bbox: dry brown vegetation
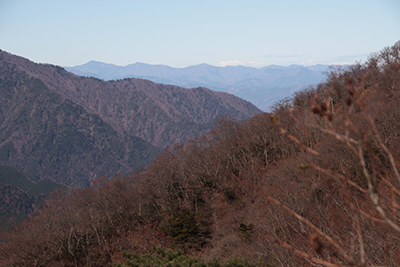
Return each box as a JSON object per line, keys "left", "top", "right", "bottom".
{"left": 1, "top": 41, "right": 400, "bottom": 266}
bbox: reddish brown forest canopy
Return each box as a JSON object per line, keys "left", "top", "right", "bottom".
{"left": 1, "top": 41, "right": 400, "bottom": 266}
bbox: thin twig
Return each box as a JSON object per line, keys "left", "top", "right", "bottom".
{"left": 227, "top": 171, "right": 356, "bottom": 265}
{"left": 368, "top": 116, "right": 400, "bottom": 185}
{"left": 262, "top": 233, "right": 344, "bottom": 267}
{"left": 354, "top": 213, "right": 366, "bottom": 265}
{"left": 355, "top": 206, "right": 385, "bottom": 224}
{"left": 309, "top": 164, "right": 367, "bottom": 194}
{"left": 290, "top": 108, "right": 313, "bottom": 147}
{"left": 306, "top": 123, "right": 358, "bottom": 146}
{"left": 377, "top": 172, "right": 400, "bottom": 197}
{"left": 277, "top": 125, "right": 320, "bottom": 156}
{"left": 358, "top": 145, "right": 400, "bottom": 233}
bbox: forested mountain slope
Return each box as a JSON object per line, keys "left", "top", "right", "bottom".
{"left": 0, "top": 50, "right": 261, "bottom": 148}
{"left": 0, "top": 50, "right": 260, "bottom": 188}
{"left": 1, "top": 42, "right": 399, "bottom": 266}
{"left": 0, "top": 58, "right": 159, "bottom": 187}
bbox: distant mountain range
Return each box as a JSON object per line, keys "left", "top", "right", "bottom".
{"left": 66, "top": 61, "right": 333, "bottom": 110}
{"left": 0, "top": 50, "right": 260, "bottom": 188}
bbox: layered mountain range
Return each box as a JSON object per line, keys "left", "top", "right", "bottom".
{"left": 66, "top": 61, "right": 331, "bottom": 110}
{"left": 0, "top": 50, "right": 260, "bottom": 188}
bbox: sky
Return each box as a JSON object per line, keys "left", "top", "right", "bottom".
{"left": 0, "top": 0, "right": 399, "bottom": 68}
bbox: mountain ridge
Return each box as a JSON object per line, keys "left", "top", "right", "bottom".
{"left": 0, "top": 49, "right": 260, "bottom": 187}
{"left": 66, "top": 61, "right": 332, "bottom": 110}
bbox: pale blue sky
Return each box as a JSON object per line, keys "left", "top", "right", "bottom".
{"left": 1, "top": 0, "right": 399, "bottom": 67}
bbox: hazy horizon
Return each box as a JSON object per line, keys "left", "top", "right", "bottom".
{"left": 1, "top": 0, "right": 399, "bottom": 68}
{"left": 65, "top": 59, "right": 349, "bottom": 69}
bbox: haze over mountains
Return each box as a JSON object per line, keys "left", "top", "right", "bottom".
{"left": 66, "top": 61, "right": 332, "bottom": 110}
{"left": 0, "top": 50, "right": 260, "bottom": 188}
{"left": 0, "top": 50, "right": 330, "bottom": 231}
{"left": 3, "top": 41, "right": 400, "bottom": 266}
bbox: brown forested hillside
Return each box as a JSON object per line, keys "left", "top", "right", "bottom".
{"left": 0, "top": 50, "right": 260, "bottom": 231}
{"left": 0, "top": 50, "right": 261, "bottom": 148}
{"left": 0, "top": 50, "right": 260, "bottom": 188}
{"left": 0, "top": 59, "right": 160, "bottom": 187}
{"left": 1, "top": 41, "right": 399, "bottom": 266}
